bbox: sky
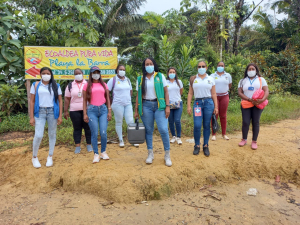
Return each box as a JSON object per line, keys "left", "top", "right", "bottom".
{"left": 137, "top": 0, "right": 286, "bottom": 25}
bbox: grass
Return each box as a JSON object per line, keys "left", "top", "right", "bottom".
{"left": 0, "top": 94, "right": 299, "bottom": 152}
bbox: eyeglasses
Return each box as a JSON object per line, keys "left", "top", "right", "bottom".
{"left": 198, "top": 66, "right": 206, "bottom": 68}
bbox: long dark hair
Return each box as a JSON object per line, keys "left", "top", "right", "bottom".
{"left": 141, "top": 57, "right": 159, "bottom": 97}
{"left": 115, "top": 64, "right": 125, "bottom": 74}
{"left": 40, "top": 67, "right": 58, "bottom": 102}
{"left": 74, "top": 68, "right": 83, "bottom": 74}
{"left": 167, "top": 67, "right": 180, "bottom": 87}
{"left": 86, "top": 71, "right": 107, "bottom": 102}
{"left": 243, "top": 63, "right": 261, "bottom": 79}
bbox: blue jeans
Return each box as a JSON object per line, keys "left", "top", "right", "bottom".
{"left": 141, "top": 100, "right": 170, "bottom": 151}
{"left": 193, "top": 98, "right": 214, "bottom": 146}
{"left": 111, "top": 103, "right": 134, "bottom": 141}
{"left": 32, "top": 107, "right": 57, "bottom": 157}
{"left": 168, "top": 101, "right": 183, "bottom": 138}
{"left": 87, "top": 104, "right": 108, "bottom": 154}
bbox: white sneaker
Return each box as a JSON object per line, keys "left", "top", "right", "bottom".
{"left": 93, "top": 154, "right": 100, "bottom": 163}
{"left": 211, "top": 135, "right": 216, "bottom": 141}
{"left": 32, "top": 157, "right": 41, "bottom": 168}
{"left": 223, "top": 135, "right": 230, "bottom": 140}
{"left": 170, "top": 136, "right": 176, "bottom": 143}
{"left": 146, "top": 149, "right": 154, "bottom": 164}
{"left": 176, "top": 138, "right": 182, "bottom": 145}
{"left": 164, "top": 150, "right": 172, "bottom": 167}
{"left": 100, "top": 152, "right": 110, "bottom": 160}
{"left": 119, "top": 140, "right": 125, "bottom": 148}
{"left": 46, "top": 156, "right": 53, "bottom": 167}
{"left": 133, "top": 144, "right": 139, "bottom": 147}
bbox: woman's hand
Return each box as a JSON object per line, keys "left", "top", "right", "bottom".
{"left": 187, "top": 106, "right": 192, "bottom": 115}
{"left": 165, "top": 106, "right": 170, "bottom": 118}
{"left": 253, "top": 99, "right": 264, "bottom": 105}
{"left": 30, "top": 117, "right": 35, "bottom": 126}
{"left": 84, "top": 114, "right": 89, "bottom": 123}
{"left": 64, "top": 111, "right": 69, "bottom": 120}
{"left": 213, "top": 108, "right": 218, "bottom": 115}
{"left": 57, "top": 116, "right": 62, "bottom": 125}
{"left": 107, "top": 111, "right": 112, "bottom": 121}
{"left": 134, "top": 111, "right": 139, "bottom": 119}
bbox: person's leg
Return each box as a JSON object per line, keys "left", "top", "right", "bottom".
{"left": 251, "top": 107, "right": 263, "bottom": 142}
{"left": 80, "top": 110, "right": 92, "bottom": 151}
{"left": 141, "top": 101, "right": 155, "bottom": 151}
{"left": 193, "top": 100, "right": 203, "bottom": 146}
{"left": 111, "top": 103, "right": 124, "bottom": 142}
{"left": 174, "top": 101, "right": 183, "bottom": 138}
{"left": 219, "top": 95, "right": 229, "bottom": 136}
{"left": 203, "top": 99, "right": 214, "bottom": 146}
{"left": 124, "top": 104, "right": 134, "bottom": 125}
{"left": 87, "top": 105, "right": 99, "bottom": 155}
{"left": 70, "top": 110, "right": 83, "bottom": 153}
{"left": 99, "top": 104, "right": 108, "bottom": 154}
{"left": 168, "top": 109, "right": 176, "bottom": 138}
{"left": 46, "top": 108, "right": 57, "bottom": 167}
{"left": 32, "top": 109, "right": 47, "bottom": 158}
{"left": 241, "top": 106, "right": 252, "bottom": 141}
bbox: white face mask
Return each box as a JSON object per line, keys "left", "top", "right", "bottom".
{"left": 92, "top": 74, "right": 100, "bottom": 80}
{"left": 74, "top": 74, "right": 83, "bottom": 81}
{"left": 118, "top": 70, "right": 125, "bottom": 77}
{"left": 247, "top": 71, "right": 256, "bottom": 78}
{"left": 42, "top": 74, "right": 51, "bottom": 82}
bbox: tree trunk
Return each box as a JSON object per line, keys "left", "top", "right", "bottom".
{"left": 233, "top": 21, "right": 241, "bottom": 55}
{"left": 224, "top": 17, "right": 229, "bottom": 53}
{"left": 219, "top": 0, "right": 224, "bottom": 60}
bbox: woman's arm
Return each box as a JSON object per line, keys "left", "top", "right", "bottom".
{"left": 211, "top": 86, "right": 218, "bottom": 115}
{"left": 30, "top": 94, "right": 35, "bottom": 126}
{"left": 106, "top": 89, "right": 112, "bottom": 121}
{"left": 57, "top": 95, "right": 63, "bottom": 125}
{"left": 134, "top": 94, "right": 139, "bottom": 119}
{"left": 180, "top": 88, "right": 183, "bottom": 96}
{"left": 64, "top": 97, "right": 71, "bottom": 120}
{"left": 164, "top": 86, "right": 170, "bottom": 118}
{"left": 83, "top": 90, "right": 89, "bottom": 123}
{"left": 229, "top": 83, "right": 232, "bottom": 89}
{"left": 187, "top": 85, "right": 193, "bottom": 115}
{"left": 238, "top": 87, "right": 252, "bottom": 101}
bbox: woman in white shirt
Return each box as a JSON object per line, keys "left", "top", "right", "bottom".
{"left": 187, "top": 61, "right": 218, "bottom": 157}
{"left": 210, "top": 61, "right": 232, "bottom": 141}
{"left": 238, "top": 63, "right": 269, "bottom": 150}
{"left": 166, "top": 67, "right": 184, "bottom": 145}
{"left": 29, "top": 67, "right": 63, "bottom": 168}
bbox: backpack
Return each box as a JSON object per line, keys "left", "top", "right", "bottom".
{"left": 110, "top": 76, "right": 131, "bottom": 103}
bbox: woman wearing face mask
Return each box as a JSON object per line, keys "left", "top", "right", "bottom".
{"left": 238, "top": 63, "right": 269, "bottom": 150}
{"left": 166, "top": 67, "right": 184, "bottom": 145}
{"left": 107, "top": 64, "right": 138, "bottom": 148}
{"left": 187, "top": 61, "right": 218, "bottom": 157}
{"left": 64, "top": 68, "right": 92, "bottom": 154}
{"left": 210, "top": 62, "right": 232, "bottom": 141}
{"left": 29, "top": 67, "right": 63, "bottom": 168}
{"left": 134, "top": 58, "right": 172, "bottom": 167}
{"left": 83, "top": 66, "right": 112, "bottom": 163}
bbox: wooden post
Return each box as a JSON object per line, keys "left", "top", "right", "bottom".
{"left": 26, "top": 80, "right": 31, "bottom": 116}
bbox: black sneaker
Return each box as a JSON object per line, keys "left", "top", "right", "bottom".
{"left": 193, "top": 146, "right": 200, "bottom": 155}
{"left": 203, "top": 146, "right": 210, "bottom": 157}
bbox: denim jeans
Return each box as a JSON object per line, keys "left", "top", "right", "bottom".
{"left": 111, "top": 103, "right": 134, "bottom": 141}
{"left": 193, "top": 98, "right": 215, "bottom": 146}
{"left": 168, "top": 101, "right": 183, "bottom": 138}
{"left": 141, "top": 100, "right": 170, "bottom": 151}
{"left": 32, "top": 107, "right": 57, "bottom": 157}
{"left": 87, "top": 104, "right": 108, "bottom": 154}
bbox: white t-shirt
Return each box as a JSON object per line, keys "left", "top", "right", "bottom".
{"left": 107, "top": 76, "right": 132, "bottom": 106}
{"left": 30, "top": 82, "right": 62, "bottom": 107}
{"left": 210, "top": 72, "right": 232, "bottom": 96}
{"left": 238, "top": 76, "right": 268, "bottom": 99}
{"left": 191, "top": 75, "right": 215, "bottom": 98}
{"left": 136, "top": 73, "right": 167, "bottom": 100}
{"left": 167, "top": 79, "right": 183, "bottom": 102}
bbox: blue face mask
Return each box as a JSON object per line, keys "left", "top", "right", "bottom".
{"left": 169, "top": 73, "right": 176, "bottom": 79}
{"left": 145, "top": 65, "right": 154, "bottom": 74}
{"left": 217, "top": 67, "right": 224, "bottom": 73}
{"left": 198, "top": 68, "right": 206, "bottom": 75}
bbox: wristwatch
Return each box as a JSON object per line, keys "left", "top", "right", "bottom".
{"left": 166, "top": 105, "right": 170, "bottom": 107}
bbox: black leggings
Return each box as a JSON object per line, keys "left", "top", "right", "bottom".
{"left": 241, "top": 106, "right": 263, "bottom": 141}
{"left": 70, "top": 110, "right": 91, "bottom": 144}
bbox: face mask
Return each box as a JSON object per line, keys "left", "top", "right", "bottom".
{"left": 92, "top": 74, "right": 100, "bottom": 80}
{"left": 145, "top": 65, "right": 154, "bottom": 74}
{"left": 169, "top": 73, "right": 176, "bottom": 79}
{"left": 74, "top": 74, "right": 83, "bottom": 81}
{"left": 247, "top": 71, "right": 256, "bottom": 77}
{"left": 42, "top": 74, "right": 51, "bottom": 82}
{"left": 198, "top": 68, "right": 206, "bottom": 75}
{"left": 217, "top": 67, "right": 224, "bottom": 73}
{"left": 118, "top": 70, "right": 125, "bottom": 77}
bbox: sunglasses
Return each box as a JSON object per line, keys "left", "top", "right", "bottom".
{"left": 198, "top": 66, "right": 206, "bottom": 68}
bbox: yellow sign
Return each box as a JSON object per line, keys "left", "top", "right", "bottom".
{"left": 24, "top": 46, "right": 118, "bottom": 80}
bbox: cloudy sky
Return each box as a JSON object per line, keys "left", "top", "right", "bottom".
{"left": 137, "top": 0, "right": 286, "bottom": 24}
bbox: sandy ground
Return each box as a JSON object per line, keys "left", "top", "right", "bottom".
{"left": 0, "top": 118, "right": 300, "bottom": 224}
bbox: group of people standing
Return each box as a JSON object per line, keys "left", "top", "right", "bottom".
{"left": 29, "top": 58, "right": 269, "bottom": 169}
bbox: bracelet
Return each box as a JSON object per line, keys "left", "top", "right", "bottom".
{"left": 108, "top": 108, "right": 112, "bottom": 110}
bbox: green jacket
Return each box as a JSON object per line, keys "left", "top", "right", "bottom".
{"left": 137, "top": 72, "right": 166, "bottom": 116}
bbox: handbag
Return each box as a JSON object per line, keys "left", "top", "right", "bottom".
{"left": 252, "top": 77, "right": 268, "bottom": 109}
{"left": 211, "top": 114, "right": 220, "bottom": 134}
{"left": 169, "top": 100, "right": 181, "bottom": 109}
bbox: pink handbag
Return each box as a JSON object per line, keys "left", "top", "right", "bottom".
{"left": 252, "top": 77, "right": 268, "bottom": 109}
